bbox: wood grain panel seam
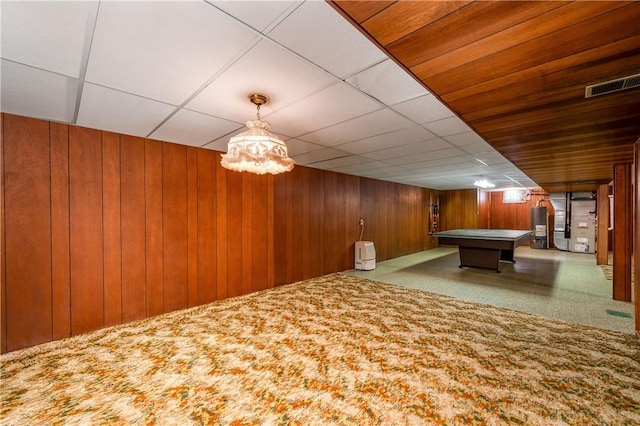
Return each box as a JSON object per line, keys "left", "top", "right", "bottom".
{"left": 48, "top": 123, "right": 54, "bottom": 340}
{"left": 1, "top": 114, "right": 5, "bottom": 353}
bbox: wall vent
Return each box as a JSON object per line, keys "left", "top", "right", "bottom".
{"left": 585, "top": 73, "right": 640, "bottom": 98}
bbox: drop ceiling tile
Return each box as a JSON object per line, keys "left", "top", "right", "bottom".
{"left": 1, "top": 1, "right": 92, "bottom": 77}
{"left": 299, "top": 108, "right": 415, "bottom": 147}
{"left": 362, "top": 165, "right": 411, "bottom": 175}
{"left": 186, "top": 39, "right": 335, "bottom": 123}
{"left": 85, "top": 1, "right": 257, "bottom": 105}
{"left": 337, "top": 125, "right": 438, "bottom": 154}
{"left": 309, "top": 155, "right": 367, "bottom": 170}
{"left": 209, "top": 1, "right": 299, "bottom": 32}
{"left": 345, "top": 59, "right": 427, "bottom": 105}
{"left": 444, "top": 132, "right": 486, "bottom": 147}
{"left": 346, "top": 169, "right": 387, "bottom": 178}
{"left": 292, "top": 148, "right": 350, "bottom": 166}
{"left": 201, "top": 136, "right": 229, "bottom": 153}
{"left": 1, "top": 60, "right": 77, "bottom": 123}
{"left": 392, "top": 94, "right": 454, "bottom": 124}
{"left": 268, "top": 1, "right": 386, "bottom": 79}
{"left": 423, "top": 116, "right": 473, "bottom": 137}
{"left": 150, "top": 109, "right": 241, "bottom": 147}
{"left": 281, "top": 138, "right": 325, "bottom": 157}
{"left": 330, "top": 160, "right": 389, "bottom": 174}
{"left": 404, "top": 155, "right": 475, "bottom": 169}
{"left": 384, "top": 147, "right": 467, "bottom": 166}
{"left": 362, "top": 138, "right": 454, "bottom": 161}
{"left": 266, "top": 82, "right": 382, "bottom": 138}
{"left": 460, "top": 141, "right": 497, "bottom": 154}
{"left": 480, "top": 158, "right": 510, "bottom": 167}
{"left": 474, "top": 151, "right": 509, "bottom": 162}
{"left": 77, "top": 83, "right": 176, "bottom": 137}
{"left": 370, "top": 169, "right": 425, "bottom": 180}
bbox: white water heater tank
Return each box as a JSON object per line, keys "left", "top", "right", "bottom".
{"left": 355, "top": 241, "right": 376, "bottom": 270}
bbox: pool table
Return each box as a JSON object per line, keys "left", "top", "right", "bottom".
{"left": 434, "top": 229, "right": 532, "bottom": 272}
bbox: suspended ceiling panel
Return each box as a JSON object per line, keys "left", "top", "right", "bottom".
{"left": 0, "top": 0, "right": 551, "bottom": 191}
{"left": 330, "top": 0, "right": 640, "bottom": 192}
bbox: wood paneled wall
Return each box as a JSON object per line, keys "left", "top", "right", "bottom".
{"left": 613, "top": 162, "right": 632, "bottom": 302}
{"left": 596, "top": 184, "right": 610, "bottom": 265}
{"left": 1, "top": 114, "right": 274, "bottom": 352}
{"left": 439, "top": 188, "right": 550, "bottom": 232}
{"left": 634, "top": 139, "right": 639, "bottom": 337}
{"left": 438, "top": 189, "right": 488, "bottom": 230}
{"left": 272, "top": 166, "right": 437, "bottom": 286}
{"left": 1, "top": 113, "right": 435, "bottom": 352}
{"left": 488, "top": 190, "right": 551, "bottom": 230}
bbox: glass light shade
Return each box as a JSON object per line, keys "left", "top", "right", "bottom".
{"left": 220, "top": 119, "right": 295, "bottom": 175}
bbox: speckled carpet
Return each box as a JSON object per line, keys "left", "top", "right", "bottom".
{"left": 1, "top": 274, "right": 639, "bottom": 425}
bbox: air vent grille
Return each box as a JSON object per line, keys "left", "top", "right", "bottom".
{"left": 585, "top": 73, "right": 640, "bottom": 98}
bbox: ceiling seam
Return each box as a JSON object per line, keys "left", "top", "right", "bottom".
{"left": 72, "top": 0, "right": 101, "bottom": 125}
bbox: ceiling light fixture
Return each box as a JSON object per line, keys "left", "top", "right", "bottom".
{"left": 220, "top": 94, "right": 295, "bottom": 175}
{"left": 473, "top": 177, "right": 495, "bottom": 189}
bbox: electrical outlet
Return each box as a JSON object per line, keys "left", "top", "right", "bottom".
{"left": 359, "top": 218, "right": 365, "bottom": 226}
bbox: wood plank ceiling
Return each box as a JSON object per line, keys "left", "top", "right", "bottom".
{"left": 329, "top": 1, "right": 640, "bottom": 193}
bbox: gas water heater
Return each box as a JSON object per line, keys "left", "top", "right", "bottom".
{"left": 530, "top": 206, "right": 548, "bottom": 249}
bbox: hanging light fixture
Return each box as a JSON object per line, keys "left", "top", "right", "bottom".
{"left": 220, "top": 94, "right": 295, "bottom": 175}
{"left": 473, "top": 176, "right": 495, "bottom": 189}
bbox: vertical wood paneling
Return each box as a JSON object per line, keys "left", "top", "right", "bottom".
{"left": 197, "top": 150, "right": 216, "bottom": 304}
{"left": 324, "top": 171, "right": 338, "bottom": 273}
{"left": 162, "top": 143, "right": 188, "bottom": 313}
{"left": 596, "top": 184, "right": 609, "bottom": 265}
{"left": 252, "top": 175, "right": 269, "bottom": 291}
{"left": 277, "top": 168, "right": 300, "bottom": 284}
{"left": 359, "top": 177, "right": 376, "bottom": 256}
{"left": 1, "top": 114, "right": 5, "bottom": 353}
{"left": 308, "top": 168, "right": 325, "bottom": 279}
{"left": 273, "top": 173, "right": 287, "bottom": 286}
{"left": 50, "top": 122, "right": 71, "bottom": 341}
{"left": 226, "top": 169, "right": 242, "bottom": 297}
{"left": 145, "top": 139, "right": 163, "bottom": 316}
{"left": 477, "top": 189, "right": 490, "bottom": 229}
{"left": 289, "top": 168, "right": 304, "bottom": 282}
{"left": 121, "top": 135, "right": 146, "bottom": 322}
{"left": 439, "top": 189, "right": 481, "bottom": 230}
{"left": 301, "top": 169, "right": 311, "bottom": 279}
{"left": 102, "top": 132, "right": 122, "bottom": 326}
{"left": 613, "top": 163, "right": 632, "bottom": 301}
{"left": 215, "top": 155, "right": 228, "bottom": 300}
{"left": 283, "top": 170, "right": 295, "bottom": 284}
{"left": 634, "top": 140, "right": 640, "bottom": 337}
{"left": 342, "top": 174, "right": 360, "bottom": 270}
{"left": 384, "top": 182, "right": 394, "bottom": 260}
{"left": 379, "top": 182, "right": 391, "bottom": 260}
{"left": 266, "top": 174, "right": 275, "bottom": 289}
{"left": 69, "top": 126, "right": 104, "bottom": 335}
{"left": 241, "top": 173, "right": 253, "bottom": 294}
{"left": 335, "top": 173, "right": 346, "bottom": 271}
{"left": 3, "top": 114, "right": 440, "bottom": 352}
{"left": 187, "top": 147, "right": 198, "bottom": 307}
{"left": 3, "top": 115, "right": 52, "bottom": 351}
{"left": 273, "top": 170, "right": 430, "bottom": 286}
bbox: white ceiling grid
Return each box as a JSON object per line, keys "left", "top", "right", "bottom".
{"left": 0, "top": 0, "right": 539, "bottom": 190}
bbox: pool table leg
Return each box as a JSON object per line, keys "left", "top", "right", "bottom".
{"left": 458, "top": 246, "right": 503, "bottom": 272}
